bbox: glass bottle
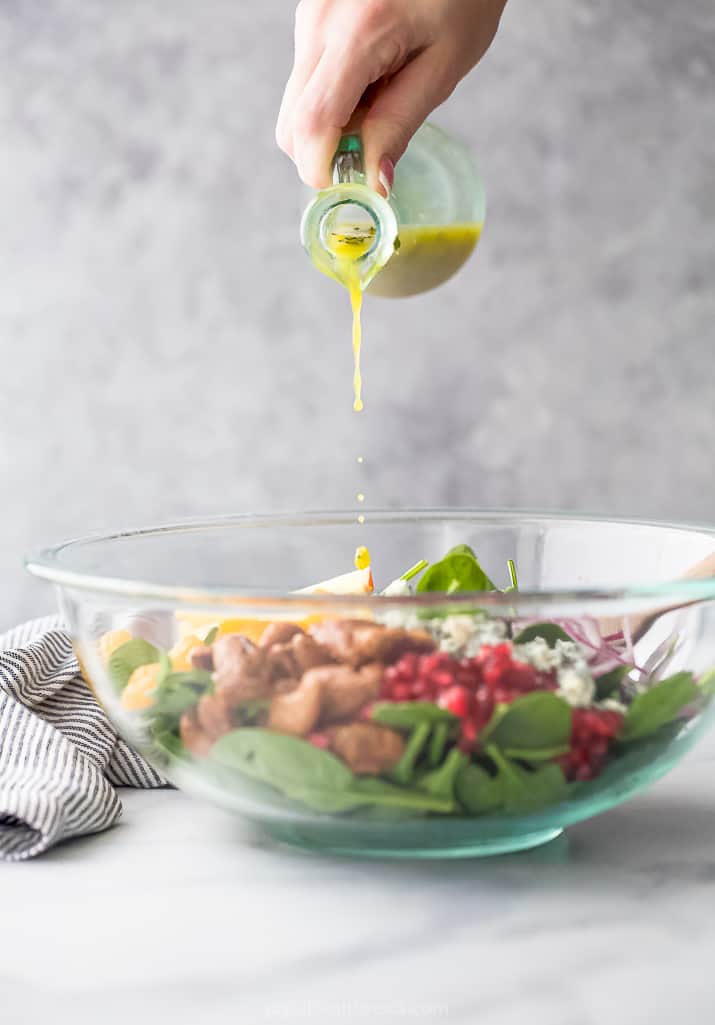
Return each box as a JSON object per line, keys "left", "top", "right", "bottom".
{"left": 300, "top": 122, "right": 486, "bottom": 298}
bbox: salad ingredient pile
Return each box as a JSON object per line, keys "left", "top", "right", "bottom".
{"left": 100, "top": 545, "right": 715, "bottom": 819}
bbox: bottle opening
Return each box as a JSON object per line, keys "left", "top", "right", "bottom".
{"left": 319, "top": 201, "right": 380, "bottom": 263}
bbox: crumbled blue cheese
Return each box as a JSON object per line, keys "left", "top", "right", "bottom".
{"left": 513, "top": 637, "right": 597, "bottom": 708}
{"left": 555, "top": 665, "right": 596, "bottom": 708}
{"left": 436, "top": 615, "right": 508, "bottom": 656}
{"left": 596, "top": 697, "right": 628, "bottom": 715}
{"left": 512, "top": 637, "right": 585, "bottom": 673}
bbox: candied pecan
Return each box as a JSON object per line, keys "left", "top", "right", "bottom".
{"left": 309, "top": 619, "right": 435, "bottom": 668}
{"left": 290, "top": 633, "right": 332, "bottom": 673}
{"left": 329, "top": 722, "right": 405, "bottom": 775}
{"left": 264, "top": 643, "right": 300, "bottom": 683}
{"left": 190, "top": 645, "right": 214, "bottom": 671}
{"left": 179, "top": 708, "right": 213, "bottom": 757}
{"left": 261, "top": 633, "right": 332, "bottom": 688}
{"left": 212, "top": 634, "right": 271, "bottom": 701}
{"left": 196, "top": 691, "right": 234, "bottom": 741}
{"left": 300, "top": 663, "right": 382, "bottom": 724}
{"left": 268, "top": 672, "right": 323, "bottom": 736}
{"left": 259, "top": 621, "right": 305, "bottom": 648}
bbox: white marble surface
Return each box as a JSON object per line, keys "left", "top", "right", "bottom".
{"left": 3, "top": 731, "right": 715, "bottom": 1024}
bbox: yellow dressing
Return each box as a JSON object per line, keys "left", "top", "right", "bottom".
{"left": 354, "top": 546, "right": 371, "bottom": 570}
{"left": 369, "top": 223, "right": 482, "bottom": 298}
{"left": 323, "top": 226, "right": 375, "bottom": 413}
{"left": 349, "top": 278, "right": 363, "bottom": 412}
{"left": 308, "top": 221, "right": 482, "bottom": 409}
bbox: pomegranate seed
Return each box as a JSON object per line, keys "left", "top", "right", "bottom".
{"left": 438, "top": 685, "right": 470, "bottom": 718}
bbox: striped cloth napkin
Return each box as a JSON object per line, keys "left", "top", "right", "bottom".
{"left": 0, "top": 617, "right": 167, "bottom": 862}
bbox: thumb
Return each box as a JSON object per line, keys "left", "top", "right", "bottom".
{"left": 361, "top": 47, "right": 457, "bottom": 195}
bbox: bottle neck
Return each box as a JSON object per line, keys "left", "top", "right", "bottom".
{"left": 300, "top": 135, "right": 398, "bottom": 291}
{"left": 333, "top": 134, "right": 366, "bottom": 185}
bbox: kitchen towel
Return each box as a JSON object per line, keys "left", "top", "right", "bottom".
{"left": 0, "top": 617, "right": 167, "bottom": 862}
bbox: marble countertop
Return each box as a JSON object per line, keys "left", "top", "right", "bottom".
{"left": 3, "top": 734, "right": 715, "bottom": 1025}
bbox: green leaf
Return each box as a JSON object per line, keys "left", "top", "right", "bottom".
{"left": 486, "top": 692, "right": 572, "bottom": 753}
{"left": 427, "top": 720, "right": 451, "bottom": 767}
{"left": 108, "top": 639, "right": 161, "bottom": 691}
{"left": 414, "top": 748, "right": 467, "bottom": 805}
{"left": 513, "top": 623, "right": 573, "bottom": 647}
{"left": 390, "top": 721, "right": 431, "bottom": 784}
{"left": 152, "top": 669, "right": 213, "bottom": 731}
{"left": 488, "top": 746, "right": 568, "bottom": 814}
{"left": 210, "top": 729, "right": 359, "bottom": 812}
{"left": 455, "top": 762, "right": 503, "bottom": 814}
{"left": 157, "top": 649, "right": 172, "bottom": 683}
{"left": 204, "top": 626, "right": 219, "bottom": 645}
{"left": 698, "top": 666, "right": 715, "bottom": 700}
{"left": 208, "top": 729, "right": 456, "bottom": 815}
{"left": 349, "top": 777, "right": 454, "bottom": 814}
{"left": 595, "top": 664, "right": 632, "bottom": 700}
{"left": 416, "top": 544, "right": 496, "bottom": 595}
{"left": 153, "top": 729, "right": 189, "bottom": 761}
{"left": 505, "top": 559, "right": 519, "bottom": 592}
{"left": 502, "top": 744, "right": 570, "bottom": 762}
{"left": 400, "top": 559, "right": 429, "bottom": 583}
{"left": 621, "top": 671, "right": 698, "bottom": 741}
{"left": 371, "top": 701, "right": 457, "bottom": 729}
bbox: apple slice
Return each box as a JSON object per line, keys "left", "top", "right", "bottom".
{"left": 295, "top": 566, "right": 374, "bottom": 595}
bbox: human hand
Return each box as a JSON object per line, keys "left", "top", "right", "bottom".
{"left": 276, "top": 0, "right": 507, "bottom": 193}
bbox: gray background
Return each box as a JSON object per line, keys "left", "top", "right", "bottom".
{"left": 1, "top": 0, "right": 713, "bottom": 628}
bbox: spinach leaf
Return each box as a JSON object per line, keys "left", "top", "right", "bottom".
{"left": 427, "top": 720, "right": 451, "bottom": 767}
{"left": 209, "top": 729, "right": 456, "bottom": 815}
{"left": 391, "top": 721, "right": 431, "bottom": 784}
{"left": 415, "top": 748, "right": 467, "bottom": 805}
{"left": 513, "top": 623, "right": 572, "bottom": 647}
{"left": 487, "top": 746, "right": 568, "bottom": 814}
{"left": 371, "top": 701, "right": 457, "bottom": 729}
{"left": 455, "top": 762, "right": 503, "bottom": 814}
{"left": 505, "top": 559, "right": 519, "bottom": 592}
{"left": 108, "top": 639, "right": 161, "bottom": 691}
{"left": 349, "top": 777, "right": 454, "bottom": 814}
{"left": 621, "top": 671, "right": 698, "bottom": 742}
{"left": 153, "top": 729, "right": 189, "bottom": 761}
{"left": 502, "top": 744, "right": 570, "bottom": 762}
{"left": 595, "top": 664, "right": 632, "bottom": 701}
{"left": 210, "top": 729, "right": 360, "bottom": 812}
{"left": 698, "top": 666, "right": 715, "bottom": 700}
{"left": 152, "top": 669, "right": 213, "bottom": 731}
{"left": 416, "top": 544, "right": 496, "bottom": 595}
{"left": 486, "top": 692, "right": 572, "bottom": 753}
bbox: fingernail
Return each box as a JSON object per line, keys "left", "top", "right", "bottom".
{"left": 378, "top": 157, "right": 394, "bottom": 198}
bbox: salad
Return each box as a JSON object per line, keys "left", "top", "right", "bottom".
{"left": 99, "top": 544, "right": 715, "bottom": 818}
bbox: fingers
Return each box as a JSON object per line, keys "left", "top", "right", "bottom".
{"left": 276, "top": 0, "right": 421, "bottom": 188}
{"left": 275, "top": 2, "right": 324, "bottom": 160}
{"left": 361, "top": 46, "right": 458, "bottom": 193}
{"left": 291, "top": 45, "right": 379, "bottom": 187}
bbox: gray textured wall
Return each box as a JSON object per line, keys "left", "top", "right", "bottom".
{"left": 1, "top": 0, "right": 714, "bottom": 628}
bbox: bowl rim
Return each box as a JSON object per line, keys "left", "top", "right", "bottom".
{"left": 25, "top": 507, "right": 715, "bottom": 608}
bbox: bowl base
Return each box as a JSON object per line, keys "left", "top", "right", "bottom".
{"left": 258, "top": 822, "right": 564, "bottom": 859}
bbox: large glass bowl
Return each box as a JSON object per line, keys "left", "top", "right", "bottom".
{"left": 26, "top": 511, "right": 715, "bottom": 858}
